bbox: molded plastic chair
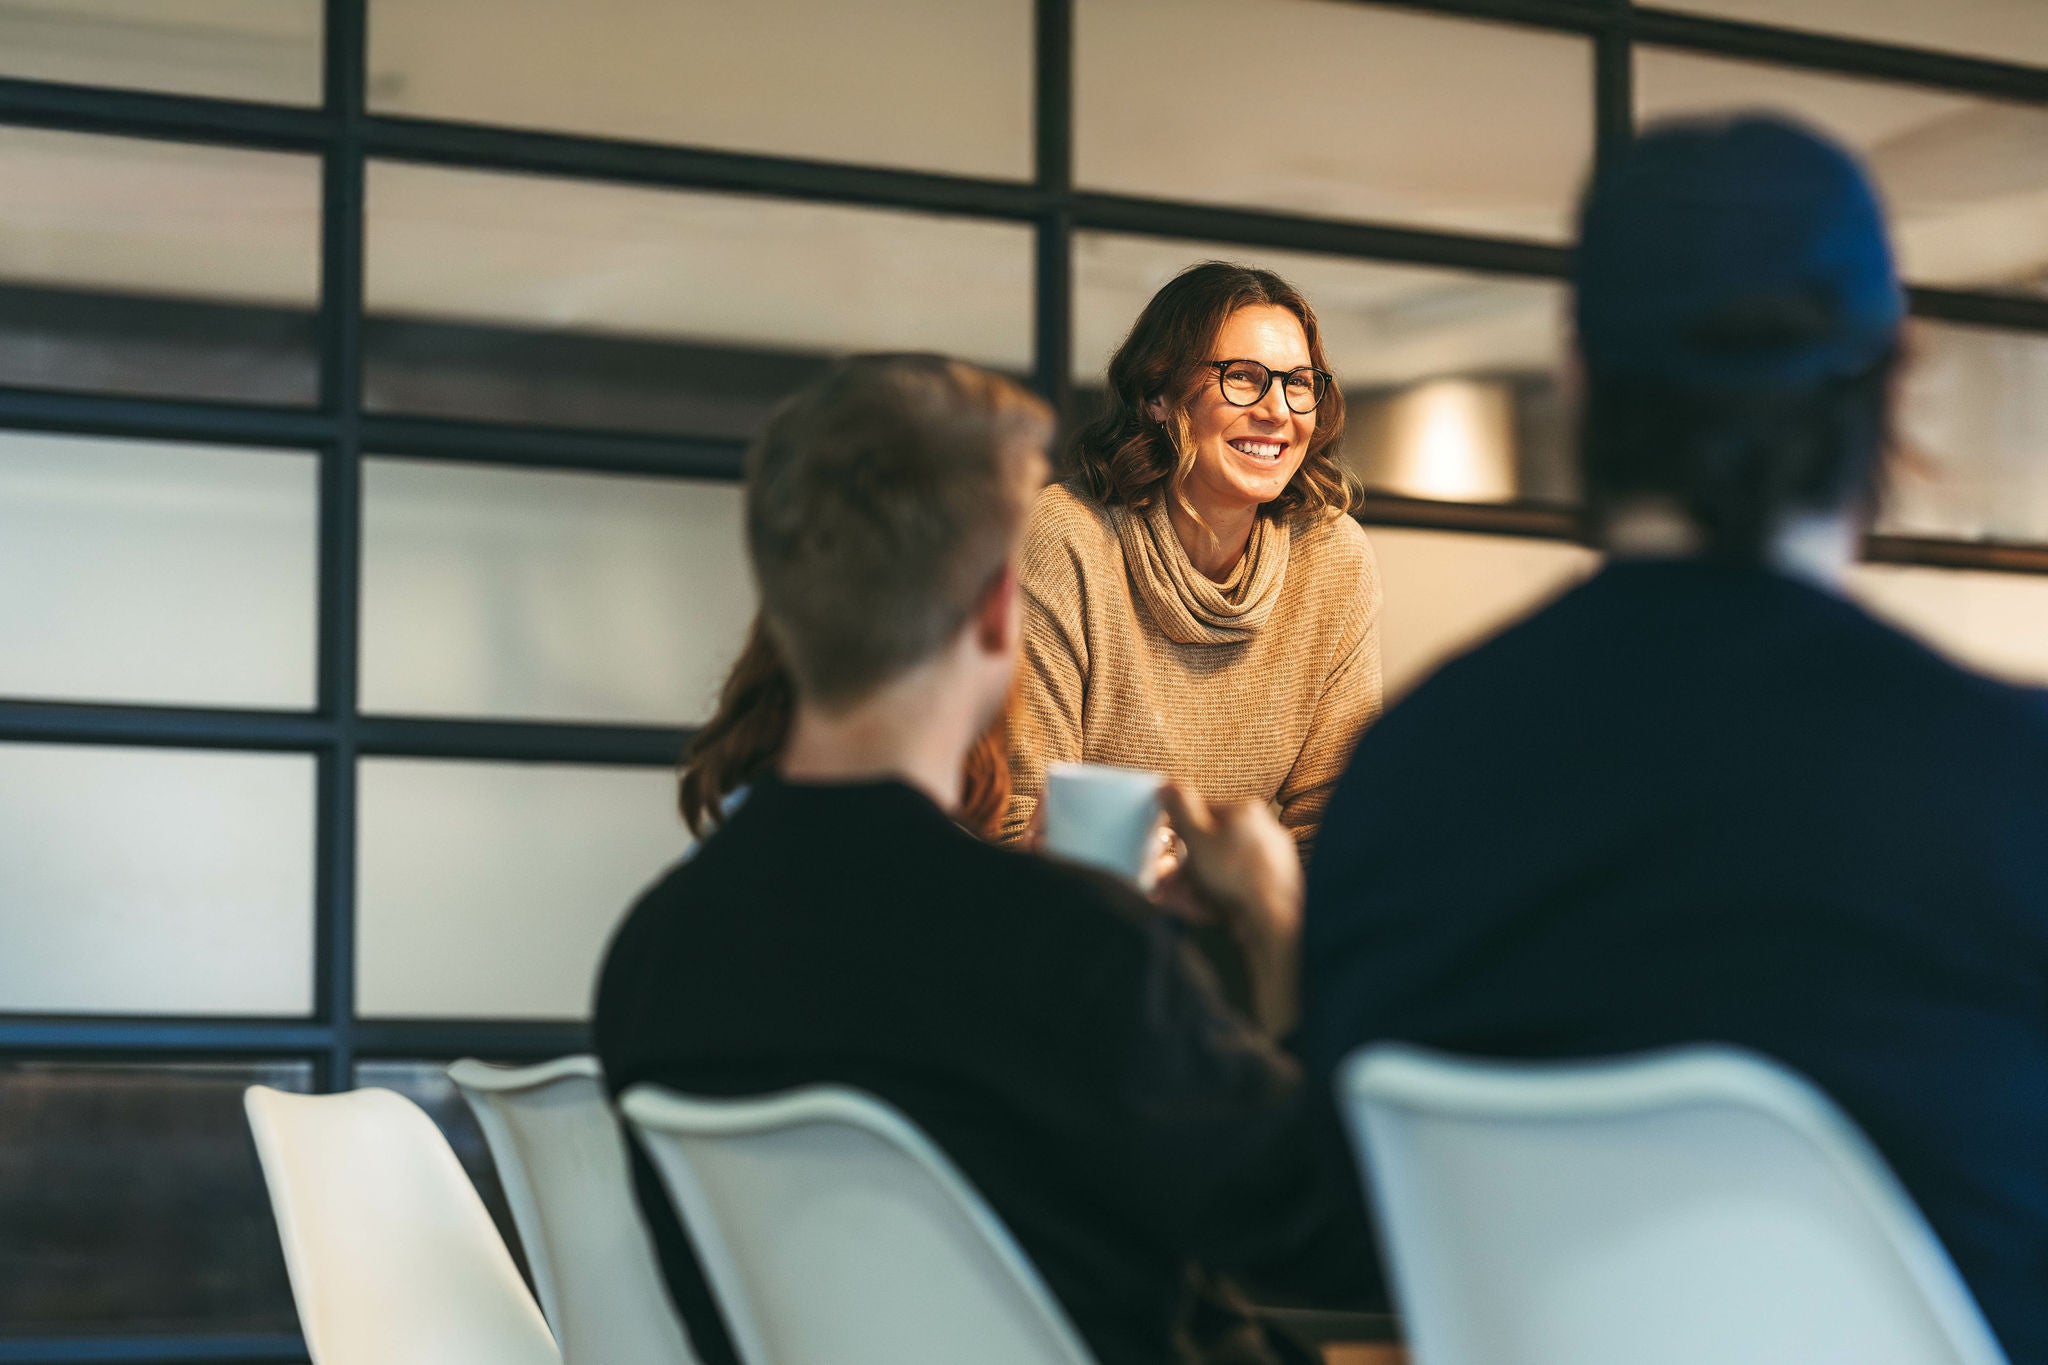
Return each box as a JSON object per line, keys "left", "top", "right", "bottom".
{"left": 448, "top": 1056, "right": 696, "bottom": 1365}
{"left": 620, "top": 1084, "right": 1097, "bottom": 1365}
{"left": 244, "top": 1085, "right": 559, "bottom": 1365}
{"left": 1339, "top": 1043, "right": 2010, "bottom": 1365}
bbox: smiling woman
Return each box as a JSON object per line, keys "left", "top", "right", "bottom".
{"left": 1004, "top": 262, "right": 1384, "bottom": 890}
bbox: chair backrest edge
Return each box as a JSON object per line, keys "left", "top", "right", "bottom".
{"left": 1335, "top": 1042, "right": 2010, "bottom": 1365}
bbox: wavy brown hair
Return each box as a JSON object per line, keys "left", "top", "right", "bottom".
{"left": 678, "top": 616, "right": 1011, "bottom": 841}
{"left": 1072, "top": 260, "right": 1357, "bottom": 521}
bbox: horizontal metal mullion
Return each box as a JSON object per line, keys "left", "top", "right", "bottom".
{"left": 1863, "top": 535, "right": 2048, "bottom": 577}
{"left": 0, "top": 391, "right": 752, "bottom": 478}
{"left": 351, "top": 1017, "right": 592, "bottom": 1062}
{"left": 360, "top": 415, "right": 747, "bottom": 480}
{"left": 1348, "top": 0, "right": 1617, "bottom": 36}
{"left": 363, "top": 115, "right": 1045, "bottom": 221}
{"left": 354, "top": 716, "right": 691, "bottom": 766}
{"left": 1906, "top": 287, "right": 2048, "bottom": 335}
{"left": 1355, "top": 501, "right": 2048, "bottom": 578}
{"left": 0, "top": 77, "right": 331, "bottom": 152}
{"left": 0, "top": 703, "right": 331, "bottom": 752}
{"left": 1073, "top": 193, "right": 1574, "bottom": 277}
{"left": 0, "top": 1337, "right": 304, "bottom": 1364}
{"left": 1628, "top": 8, "right": 2048, "bottom": 99}
{"left": 0, "top": 389, "right": 332, "bottom": 450}
{"left": 0, "top": 1018, "right": 330, "bottom": 1056}
{"left": 1357, "top": 495, "right": 1587, "bottom": 541}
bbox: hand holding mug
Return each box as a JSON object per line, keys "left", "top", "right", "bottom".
{"left": 1039, "top": 762, "right": 1167, "bottom": 891}
{"left": 1156, "top": 784, "right": 1303, "bottom": 1036}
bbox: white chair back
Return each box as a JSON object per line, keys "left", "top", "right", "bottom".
{"left": 448, "top": 1056, "right": 697, "bottom": 1365}
{"left": 243, "top": 1084, "right": 559, "bottom": 1365}
{"left": 620, "top": 1084, "right": 1097, "bottom": 1365}
{"left": 1339, "top": 1044, "right": 2010, "bottom": 1365}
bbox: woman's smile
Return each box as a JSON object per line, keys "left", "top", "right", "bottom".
{"left": 1226, "top": 436, "right": 1290, "bottom": 466}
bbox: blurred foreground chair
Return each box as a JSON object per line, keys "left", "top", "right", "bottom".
{"left": 621, "top": 1084, "right": 1096, "bottom": 1365}
{"left": 449, "top": 1056, "right": 696, "bottom": 1365}
{"left": 244, "top": 1084, "right": 559, "bottom": 1365}
{"left": 1339, "top": 1043, "right": 2009, "bottom": 1365}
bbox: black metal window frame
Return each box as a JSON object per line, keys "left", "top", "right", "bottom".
{"left": 0, "top": 1, "right": 2045, "bottom": 1360}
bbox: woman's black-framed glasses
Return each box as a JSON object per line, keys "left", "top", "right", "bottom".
{"left": 1207, "top": 359, "right": 1333, "bottom": 414}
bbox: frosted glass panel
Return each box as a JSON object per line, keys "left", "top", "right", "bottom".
{"left": 0, "top": 0, "right": 322, "bottom": 105}
{"left": 361, "top": 460, "right": 754, "bottom": 724}
{"left": 369, "top": 0, "right": 1031, "bottom": 179}
{"left": 356, "top": 759, "right": 688, "bottom": 1019}
{"left": 1077, "top": 0, "right": 1594, "bottom": 242}
{"left": 1884, "top": 320, "right": 2048, "bottom": 545}
{"left": 0, "top": 432, "right": 316, "bottom": 708}
{"left": 1659, "top": 0, "right": 2048, "bottom": 69}
{"left": 0, "top": 745, "right": 315, "bottom": 1015}
{"left": 1075, "top": 234, "right": 1573, "bottom": 505}
{"left": 0, "top": 1060, "right": 307, "bottom": 1337}
{"left": 364, "top": 162, "right": 1034, "bottom": 434}
{"left": 1635, "top": 49, "right": 2048, "bottom": 296}
{"left": 0, "top": 125, "right": 320, "bottom": 404}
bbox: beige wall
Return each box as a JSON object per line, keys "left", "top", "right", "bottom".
{"left": 1370, "top": 527, "right": 1597, "bottom": 698}
{"left": 1369, "top": 525, "right": 2048, "bottom": 698}
{"left": 1851, "top": 563, "right": 2048, "bottom": 685}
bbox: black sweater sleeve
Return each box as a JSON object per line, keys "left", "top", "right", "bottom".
{"left": 1080, "top": 917, "right": 1384, "bottom": 1306}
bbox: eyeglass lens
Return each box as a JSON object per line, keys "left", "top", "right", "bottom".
{"left": 1217, "top": 360, "right": 1327, "bottom": 413}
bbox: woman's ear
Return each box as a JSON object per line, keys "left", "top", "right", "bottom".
{"left": 1143, "top": 395, "right": 1167, "bottom": 424}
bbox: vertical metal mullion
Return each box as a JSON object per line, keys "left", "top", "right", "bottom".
{"left": 1033, "top": 0, "right": 1076, "bottom": 430}
{"left": 315, "top": 0, "right": 368, "bottom": 1092}
{"left": 1596, "top": 3, "right": 1636, "bottom": 170}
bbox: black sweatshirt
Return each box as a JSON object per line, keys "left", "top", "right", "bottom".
{"left": 596, "top": 776, "right": 1376, "bottom": 1365}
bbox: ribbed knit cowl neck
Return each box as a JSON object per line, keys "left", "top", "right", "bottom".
{"left": 1109, "top": 496, "right": 1292, "bottom": 645}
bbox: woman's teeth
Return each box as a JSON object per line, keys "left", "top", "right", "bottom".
{"left": 1229, "top": 438, "right": 1286, "bottom": 462}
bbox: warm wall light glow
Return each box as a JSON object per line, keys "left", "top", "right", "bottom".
{"left": 1377, "top": 378, "right": 1518, "bottom": 502}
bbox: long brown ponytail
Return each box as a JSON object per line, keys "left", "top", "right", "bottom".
{"left": 679, "top": 616, "right": 1011, "bottom": 840}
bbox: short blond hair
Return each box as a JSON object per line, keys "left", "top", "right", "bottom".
{"left": 745, "top": 354, "right": 1051, "bottom": 708}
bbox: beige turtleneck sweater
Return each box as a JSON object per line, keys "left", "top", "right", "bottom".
{"left": 1002, "top": 481, "right": 1383, "bottom": 849}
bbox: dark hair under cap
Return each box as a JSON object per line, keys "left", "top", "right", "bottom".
{"left": 1574, "top": 114, "right": 1904, "bottom": 561}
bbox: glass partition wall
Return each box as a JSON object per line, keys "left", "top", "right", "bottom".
{"left": 1, "top": 2, "right": 2044, "bottom": 1359}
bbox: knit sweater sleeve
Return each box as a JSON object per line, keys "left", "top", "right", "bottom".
{"left": 1001, "top": 492, "right": 1096, "bottom": 844}
{"left": 1276, "top": 521, "right": 1385, "bottom": 850}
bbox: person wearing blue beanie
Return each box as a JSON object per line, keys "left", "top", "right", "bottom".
{"left": 1302, "top": 114, "right": 2048, "bottom": 1360}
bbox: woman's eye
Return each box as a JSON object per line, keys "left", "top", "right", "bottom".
{"left": 1225, "top": 367, "right": 1262, "bottom": 386}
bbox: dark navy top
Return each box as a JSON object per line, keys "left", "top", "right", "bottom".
{"left": 1303, "top": 560, "right": 2048, "bottom": 1361}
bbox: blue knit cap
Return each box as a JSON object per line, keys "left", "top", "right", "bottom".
{"left": 1575, "top": 113, "right": 1904, "bottom": 390}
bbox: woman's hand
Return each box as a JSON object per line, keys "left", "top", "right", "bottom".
{"left": 1157, "top": 783, "right": 1304, "bottom": 1036}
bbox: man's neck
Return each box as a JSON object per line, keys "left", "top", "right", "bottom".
{"left": 1601, "top": 499, "right": 1855, "bottom": 591}
{"left": 777, "top": 662, "right": 978, "bottom": 816}
{"left": 1769, "top": 511, "right": 1858, "bottom": 589}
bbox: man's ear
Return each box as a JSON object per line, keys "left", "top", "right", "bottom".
{"left": 972, "top": 562, "right": 1021, "bottom": 656}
